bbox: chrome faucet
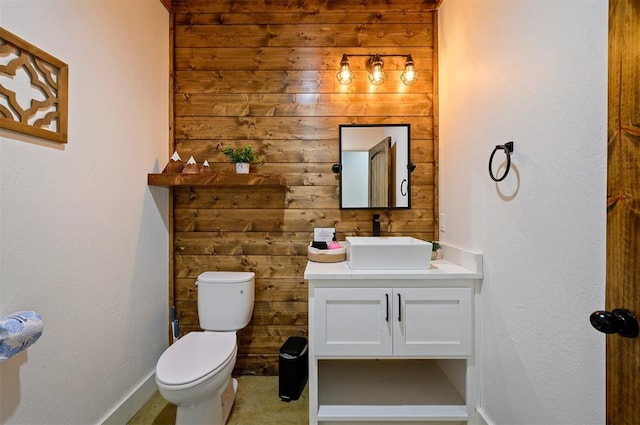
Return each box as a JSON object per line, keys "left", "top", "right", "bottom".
{"left": 372, "top": 214, "right": 381, "bottom": 237}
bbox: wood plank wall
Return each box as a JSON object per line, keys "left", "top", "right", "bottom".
{"left": 171, "top": 0, "right": 438, "bottom": 375}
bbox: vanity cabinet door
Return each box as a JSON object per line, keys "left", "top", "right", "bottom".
{"left": 393, "top": 287, "right": 473, "bottom": 356}
{"left": 313, "top": 287, "right": 392, "bottom": 356}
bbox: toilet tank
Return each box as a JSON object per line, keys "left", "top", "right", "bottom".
{"left": 197, "top": 271, "right": 255, "bottom": 331}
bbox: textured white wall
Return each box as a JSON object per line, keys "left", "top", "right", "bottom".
{"left": 0, "top": 2, "right": 169, "bottom": 424}
{"left": 438, "top": 1, "right": 607, "bottom": 424}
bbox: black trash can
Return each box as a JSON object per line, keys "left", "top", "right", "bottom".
{"left": 279, "top": 336, "right": 308, "bottom": 401}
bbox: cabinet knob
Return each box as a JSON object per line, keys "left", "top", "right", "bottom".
{"left": 590, "top": 309, "right": 639, "bottom": 338}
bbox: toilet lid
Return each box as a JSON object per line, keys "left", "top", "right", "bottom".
{"left": 156, "top": 332, "right": 236, "bottom": 386}
{"left": 198, "top": 271, "right": 255, "bottom": 284}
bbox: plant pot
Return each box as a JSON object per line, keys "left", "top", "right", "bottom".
{"left": 235, "top": 162, "right": 250, "bottom": 174}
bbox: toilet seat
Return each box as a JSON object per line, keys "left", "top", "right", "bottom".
{"left": 156, "top": 332, "right": 236, "bottom": 387}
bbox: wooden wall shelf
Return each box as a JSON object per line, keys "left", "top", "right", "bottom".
{"left": 147, "top": 173, "right": 286, "bottom": 188}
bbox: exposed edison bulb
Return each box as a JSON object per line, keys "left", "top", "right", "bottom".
{"left": 401, "top": 55, "right": 419, "bottom": 85}
{"left": 369, "top": 64, "right": 385, "bottom": 85}
{"left": 366, "top": 55, "right": 385, "bottom": 85}
{"left": 336, "top": 54, "right": 353, "bottom": 85}
{"left": 337, "top": 65, "right": 353, "bottom": 85}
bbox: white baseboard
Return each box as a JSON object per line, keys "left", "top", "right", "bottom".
{"left": 100, "top": 371, "right": 158, "bottom": 425}
{"left": 477, "top": 407, "right": 496, "bottom": 425}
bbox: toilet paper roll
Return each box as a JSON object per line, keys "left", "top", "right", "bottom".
{"left": 0, "top": 311, "right": 44, "bottom": 361}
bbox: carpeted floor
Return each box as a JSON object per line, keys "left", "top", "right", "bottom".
{"left": 128, "top": 376, "right": 308, "bottom": 425}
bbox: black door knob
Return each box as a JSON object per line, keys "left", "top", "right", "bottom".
{"left": 590, "top": 309, "right": 639, "bottom": 338}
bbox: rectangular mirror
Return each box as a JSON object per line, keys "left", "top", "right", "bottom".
{"left": 338, "top": 124, "right": 411, "bottom": 209}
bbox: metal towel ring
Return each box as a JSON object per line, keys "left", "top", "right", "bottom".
{"left": 488, "top": 141, "right": 514, "bottom": 182}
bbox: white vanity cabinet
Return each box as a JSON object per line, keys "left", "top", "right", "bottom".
{"left": 313, "top": 286, "right": 472, "bottom": 357}
{"left": 304, "top": 247, "right": 483, "bottom": 425}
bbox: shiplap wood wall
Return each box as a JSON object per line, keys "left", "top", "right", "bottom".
{"left": 170, "top": 0, "right": 438, "bottom": 374}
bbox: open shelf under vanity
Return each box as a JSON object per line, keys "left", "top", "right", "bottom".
{"left": 316, "top": 359, "right": 467, "bottom": 424}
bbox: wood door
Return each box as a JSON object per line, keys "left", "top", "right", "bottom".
{"left": 369, "top": 136, "right": 391, "bottom": 208}
{"left": 389, "top": 141, "right": 397, "bottom": 205}
{"left": 607, "top": 0, "right": 640, "bottom": 422}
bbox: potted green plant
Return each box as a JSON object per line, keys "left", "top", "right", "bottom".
{"left": 430, "top": 241, "right": 441, "bottom": 260}
{"left": 220, "top": 145, "right": 259, "bottom": 174}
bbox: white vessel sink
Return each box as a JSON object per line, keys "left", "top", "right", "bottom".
{"left": 345, "top": 237, "right": 432, "bottom": 270}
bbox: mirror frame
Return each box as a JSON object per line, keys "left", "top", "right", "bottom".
{"left": 337, "top": 123, "right": 412, "bottom": 210}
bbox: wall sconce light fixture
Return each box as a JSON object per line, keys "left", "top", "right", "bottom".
{"left": 337, "top": 54, "right": 419, "bottom": 86}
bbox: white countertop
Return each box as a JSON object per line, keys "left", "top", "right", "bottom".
{"left": 304, "top": 245, "right": 483, "bottom": 280}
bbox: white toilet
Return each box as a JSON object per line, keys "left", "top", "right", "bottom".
{"left": 155, "top": 271, "right": 255, "bottom": 425}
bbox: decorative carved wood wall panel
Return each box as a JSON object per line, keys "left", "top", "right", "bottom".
{"left": 171, "top": 0, "right": 438, "bottom": 374}
{"left": 0, "top": 28, "right": 68, "bottom": 143}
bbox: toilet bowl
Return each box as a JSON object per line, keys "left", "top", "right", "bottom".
{"left": 155, "top": 271, "right": 255, "bottom": 425}
{"left": 156, "top": 332, "right": 237, "bottom": 424}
